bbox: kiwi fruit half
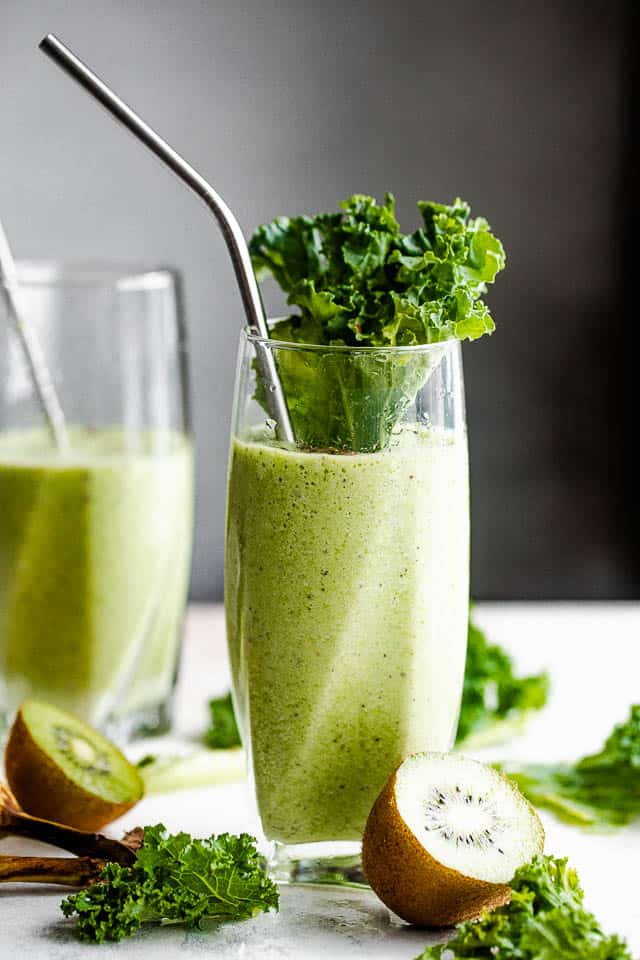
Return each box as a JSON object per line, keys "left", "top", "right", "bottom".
{"left": 362, "top": 751, "right": 544, "bottom": 927}
{"left": 5, "top": 700, "right": 144, "bottom": 831}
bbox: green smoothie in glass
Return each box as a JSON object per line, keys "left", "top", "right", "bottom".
{"left": 0, "top": 262, "right": 192, "bottom": 738}
{"left": 227, "top": 426, "right": 468, "bottom": 842}
{"left": 0, "top": 428, "right": 193, "bottom": 729}
{"left": 225, "top": 195, "right": 505, "bottom": 858}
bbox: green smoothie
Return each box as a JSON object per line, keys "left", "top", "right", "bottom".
{"left": 225, "top": 426, "right": 469, "bottom": 844}
{"left": 0, "top": 428, "right": 193, "bottom": 729}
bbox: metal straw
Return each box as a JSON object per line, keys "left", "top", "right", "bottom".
{"left": 39, "top": 33, "right": 294, "bottom": 443}
{"left": 0, "top": 220, "right": 69, "bottom": 450}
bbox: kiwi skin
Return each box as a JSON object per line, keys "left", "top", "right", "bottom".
{"left": 363, "top": 765, "right": 520, "bottom": 927}
{"left": 5, "top": 707, "right": 143, "bottom": 832}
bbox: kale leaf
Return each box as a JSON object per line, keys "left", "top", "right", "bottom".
{"left": 456, "top": 612, "right": 549, "bottom": 748}
{"left": 250, "top": 195, "right": 505, "bottom": 451}
{"left": 61, "top": 824, "right": 278, "bottom": 943}
{"left": 251, "top": 194, "right": 504, "bottom": 348}
{"left": 503, "top": 705, "right": 640, "bottom": 829}
{"left": 418, "top": 855, "right": 632, "bottom": 960}
{"left": 205, "top": 692, "right": 241, "bottom": 749}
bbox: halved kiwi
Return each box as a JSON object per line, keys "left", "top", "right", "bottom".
{"left": 5, "top": 700, "right": 144, "bottom": 831}
{"left": 362, "top": 751, "right": 544, "bottom": 927}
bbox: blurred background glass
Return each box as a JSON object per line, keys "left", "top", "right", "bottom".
{"left": 0, "top": 0, "right": 635, "bottom": 600}
{"left": 0, "top": 263, "right": 193, "bottom": 737}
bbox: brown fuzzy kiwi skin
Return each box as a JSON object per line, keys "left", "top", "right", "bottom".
{"left": 362, "top": 766, "right": 518, "bottom": 927}
{"left": 4, "top": 708, "right": 143, "bottom": 832}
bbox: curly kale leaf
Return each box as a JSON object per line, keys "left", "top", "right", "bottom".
{"left": 250, "top": 195, "right": 505, "bottom": 450}
{"left": 503, "top": 705, "right": 640, "bottom": 829}
{"left": 250, "top": 194, "right": 504, "bottom": 347}
{"left": 456, "top": 612, "right": 549, "bottom": 748}
{"left": 61, "top": 825, "right": 278, "bottom": 943}
{"left": 205, "top": 692, "right": 242, "bottom": 749}
{"left": 418, "top": 855, "right": 632, "bottom": 960}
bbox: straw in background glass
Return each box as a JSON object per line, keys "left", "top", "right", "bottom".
{"left": 0, "top": 219, "right": 68, "bottom": 450}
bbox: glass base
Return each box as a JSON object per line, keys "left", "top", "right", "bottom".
{"left": 103, "top": 697, "right": 173, "bottom": 744}
{"left": 269, "top": 841, "right": 368, "bottom": 887}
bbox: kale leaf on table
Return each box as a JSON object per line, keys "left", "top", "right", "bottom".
{"left": 502, "top": 705, "right": 640, "bottom": 829}
{"left": 61, "top": 824, "right": 278, "bottom": 943}
{"left": 205, "top": 692, "right": 241, "bottom": 749}
{"left": 417, "top": 855, "right": 632, "bottom": 960}
{"left": 250, "top": 195, "right": 505, "bottom": 451}
{"left": 456, "top": 612, "right": 549, "bottom": 748}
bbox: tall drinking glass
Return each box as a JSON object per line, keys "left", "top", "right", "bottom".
{"left": 225, "top": 328, "right": 469, "bottom": 880}
{"left": 0, "top": 262, "right": 193, "bottom": 739}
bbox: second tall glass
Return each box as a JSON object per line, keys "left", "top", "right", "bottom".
{"left": 0, "top": 262, "right": 193, "bottom": 739}
{"left": 225, "top": 329, "right": 469, "bottom": 876}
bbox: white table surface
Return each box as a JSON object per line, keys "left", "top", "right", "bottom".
{"left": 1, "top": 602, "right": 639, "bottom": 959}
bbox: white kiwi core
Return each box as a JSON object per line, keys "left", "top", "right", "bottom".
{"left": 394, "top": 752, "right": 542, "bottom": 884}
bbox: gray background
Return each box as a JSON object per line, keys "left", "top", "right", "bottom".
{"left": 1, "top": 0, "right": 634, "bottom": 600}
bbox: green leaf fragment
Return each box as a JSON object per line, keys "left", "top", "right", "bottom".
{"left": 206, "top": 692, "right": 242, "bottom": 749}
{"left": 138, "top": 749, "right": 245, "bottom": 794}
{"left": 456, "top": 611, "right": 549, "bottom": 749}
{"left": 502, "top": 705, "right": 640, "bottom": 829}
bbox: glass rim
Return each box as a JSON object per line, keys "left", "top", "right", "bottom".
{"left": 244, "top": 322, "right": 458, "bottom": 355}
{"left": 13, "top": 260, "right": 176, "bottom": 293}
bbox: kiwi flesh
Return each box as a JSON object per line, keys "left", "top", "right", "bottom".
{"left": 5, "top": 700, "right": 144, "bottom": 831}
{"left": 362, "top": 751, "right": 544, "bottom": 927}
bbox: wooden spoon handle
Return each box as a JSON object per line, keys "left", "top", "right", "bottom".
{"left": 1, "top": 814, "right": 136, "bottom": 865}
{"left": 0, "top": 854, "right": 106, "bottom": 886}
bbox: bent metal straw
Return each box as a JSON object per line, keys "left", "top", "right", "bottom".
{"left": 39, "top": 33, "right": 294, "bottom": 443}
